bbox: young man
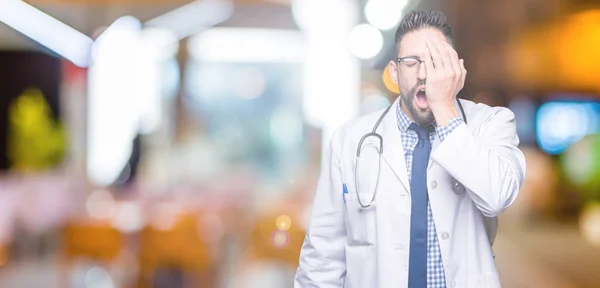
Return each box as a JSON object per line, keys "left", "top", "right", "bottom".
{"left": 294, "top": 10, "right": 526, "bottom": 288}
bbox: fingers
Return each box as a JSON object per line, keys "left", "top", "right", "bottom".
{"left": 442, "top": 42, "right": 461, "bottom": 79}
{"left": 424, "top": 44, "right": 434, "bottom": 74}
{"left": 426, "top": 39, "right": 467, "bottom": 91}
{"left": 460, "top": 58, "right": 467, "bottom": 85}
{"left": 426, "top": 40, "right": 445, "bottom": 69}
{"left": 439, "top": 41, "right": 454, "bottom": 69}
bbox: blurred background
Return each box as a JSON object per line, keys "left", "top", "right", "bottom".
{"left": 0, "top": 0, "right": 599, "bottom": 287}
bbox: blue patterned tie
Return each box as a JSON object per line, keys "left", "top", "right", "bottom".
{"left": 408, "top": 123, "right": 432, "bottom": 288}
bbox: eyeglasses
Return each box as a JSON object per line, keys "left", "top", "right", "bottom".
{"left": 395, "top": 56, "right": 424, "bottom": 75}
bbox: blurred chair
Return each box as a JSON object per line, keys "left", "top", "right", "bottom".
{"left": 59, "top": 221, "right": 124, "bottom": 287}
{"left": 137, "top": 213, "right": 214, "bottom": 288}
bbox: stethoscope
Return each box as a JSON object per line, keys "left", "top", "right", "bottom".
{"left": 354, "top": 97, "right": 468, "bottom": 208}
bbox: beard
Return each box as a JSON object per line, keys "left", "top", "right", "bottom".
{"left": 400, "top": 81, "right": 435, "bottom": 126}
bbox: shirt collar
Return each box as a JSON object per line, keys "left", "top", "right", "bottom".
{"left": 396, "top": 99, "right": 413, "bottom": 132}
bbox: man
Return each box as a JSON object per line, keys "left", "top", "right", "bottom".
{"left": 294, "top": 10, "right": 526, "bottom": 288}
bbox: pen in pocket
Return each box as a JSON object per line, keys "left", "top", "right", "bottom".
{"left": 343, "top": 183, "right": 348, "bottom": 203}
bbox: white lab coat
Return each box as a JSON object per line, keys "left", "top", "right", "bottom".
{"left": 294, "top": 97, "right": 526, "bottom": 288}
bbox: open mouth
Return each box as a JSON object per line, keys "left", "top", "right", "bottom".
{"left": 415, "top": 87, "right": 428, "bottom": 109}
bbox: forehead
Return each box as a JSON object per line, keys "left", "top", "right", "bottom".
{"left": 398, "top": 27, "right": 448, "bottom": 57}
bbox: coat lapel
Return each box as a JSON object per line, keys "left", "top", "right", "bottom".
{"left": 380, "top": 98, "right": 411, "bottom": 192}
{"left": 379, "top": 98, "right": 469, "bottom": 189}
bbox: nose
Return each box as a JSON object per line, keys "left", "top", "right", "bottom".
{"left": 417, "top": 61, "right": 427, "bottom": 81}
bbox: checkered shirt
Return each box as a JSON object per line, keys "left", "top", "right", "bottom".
{"left": 396, "top": 101, "right": 464, "bottom": 288}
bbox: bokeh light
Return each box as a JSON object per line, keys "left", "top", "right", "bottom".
{"left": 110, "top": 202, "right": 144, "bottom": 233}
{"left": 347, "top": 24, "right": 383, "bottom": 59}
{"left": 580, "top": 202, "right": 600, "bottom": 248}
{"left": 84, "top": 266, "right": 114, "bottom": 288}
{"left": 275, "top": 215, "right": 292, "bottom": 231}
{"left": 150, "top": 203, "right": 180, "bottom": 231}
{"left": 364, "top": 0, "right": 407, "bottom": 30}
{"left": 562, "top": 134, "right": 600, "bottom": 200}
{"left": 536, "top": 101, "right": 600, "bottom": 155}
{"left": 271, "top": 230, "right": 290, "bottom": 249}
{"left": 233, "top": 67, "right": 267, "bottom": 100}
{"left": 85, "top": 189, "right": 116, "bottom": 220}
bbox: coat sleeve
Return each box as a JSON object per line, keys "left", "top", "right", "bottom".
{"left": 430, "top": 107, "right": 526, "bottom": 217}
{"left": 294, "top": 129, "right": 347, "bottom": 288}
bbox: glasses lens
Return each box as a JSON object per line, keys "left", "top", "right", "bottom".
{"left": 400, "top": 58, "right": 420, "bottom": 75}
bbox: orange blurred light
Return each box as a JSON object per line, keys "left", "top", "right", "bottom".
{"left": 556, "top": 10, "right": 600, "bottom": 91}
{"left": 507, "top": 9, "right": 600, "bottom": 92}
{"left": 275, "top": 215, "right": 292, "bottom": 231}
{"left": 0, "top": 246, "right": 6, "bottom": 267}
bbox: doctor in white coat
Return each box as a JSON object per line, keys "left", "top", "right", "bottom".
{"left": 295, "top": 10, "right": 526, "bottom": 288}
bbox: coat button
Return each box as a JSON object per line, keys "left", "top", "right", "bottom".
{"left": 430, "top": 181, "right": 437, "bottom": 189}
{"left": 452, "top": 180, "right": 465, "bottom": 194}
{"left": 395, "top": 243, "right": 405, "bottom": 250}
{"left": 441, "top": 232, "right": 450, "bottom": 240}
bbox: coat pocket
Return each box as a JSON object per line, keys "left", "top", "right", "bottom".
{"left": 344, "top": 192, "right": 377, "bottom": 246}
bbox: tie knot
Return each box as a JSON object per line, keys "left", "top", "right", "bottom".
{"left": 409, "top": 123, "right": 433, "bottom": 141}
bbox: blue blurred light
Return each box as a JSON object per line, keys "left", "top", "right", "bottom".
{"left": 509, "top": 98, "right": 537, "bottom": 145}
{"left": 536, "top": 101, "right": 600, "bottom": 155}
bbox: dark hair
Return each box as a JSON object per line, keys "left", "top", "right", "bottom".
{"left": 394, "top": 10, "right": 453, "bottom": 52}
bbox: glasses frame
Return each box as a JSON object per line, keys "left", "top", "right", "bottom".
{"left": 394, "top": 56, "right": 425, "bottom": 75}
{"left": 394, "top": 55, "right": 424, "bottom": 64}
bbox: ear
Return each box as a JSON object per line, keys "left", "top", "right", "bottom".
{"left": 388, "top": 60, "right": 399, "bottom": 84}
